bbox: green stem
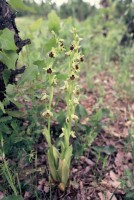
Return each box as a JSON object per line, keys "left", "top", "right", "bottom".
{"left": 64, "top": 57, "right": 74, "bottom": 147}
{"left": 47, "top": 84, "right": 54, "bottom": 146}
{"left": 48, "top": 117, "right": 51, "bottom": 140}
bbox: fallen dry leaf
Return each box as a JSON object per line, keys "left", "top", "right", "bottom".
{"left": 80, "top": 156, "right": 95, "bottom": 166}
{"left": 114, "top": 151, "right": 124, "bottom": 167}
{"left": 109, "top": 171, "right": 121, "bottom": 188}
{"left": 80, "top": 181, "right": 85, "bottom": 200}
{"left": 98, "top": 191, "right": 117, "bottom": 200}
{"left": 44, "top": 186, "right": 49, "bottom": 193}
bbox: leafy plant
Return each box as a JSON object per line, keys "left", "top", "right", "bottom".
{"left": 0, "top": 133, "right": 22, "bottom": 198}
{"left": 128, "top": 120, "right": 134, "bottom": 165}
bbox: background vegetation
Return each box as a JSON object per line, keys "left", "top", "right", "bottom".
{"left": 0, "top": 0, "right": 134, "bottom": 199}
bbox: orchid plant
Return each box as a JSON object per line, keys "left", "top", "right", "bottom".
{"left": 41, "top": 28, "right": 84, "bottom": 191}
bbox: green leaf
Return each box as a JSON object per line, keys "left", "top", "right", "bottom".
{"left": 58, "top": 159, "right": 69, "bottom": 185}
{"left": 7, "top": 97, "right": 23, "bottom": 109}
{"left": 48, "top": 11, "right": 60, "bottom": 34}
{"left": 126, "top": 192, "right": 134, "bottom": 199}
{"left": 43, "top": 129, "right": 51, "bottom": 146}
{"left": 92, "top": 145, "right": 117, "bottom": 155}
{"left": 2, "top": 195, "right": 23, "bottom": 200}
{"left": 52, "top": 145, "right": 60, "bottom": 168}
{"left": 0, "top": 101, "right": 5, "bottom": 114}
{"left": 3, "top": 69, "right": 11, "bottom": 86}
{"left": 0, "top": 51, "right": 18, "bottom": 70}
{"left": 11, "top": 120, "right": 18, "bottom": 130}
{"left": 6, "top": 84, "right": 16, "bottom": 96}
{"left": 91, "top": 109, "right": 103, "bottom": 122}
{"left": 8, "top": 0, "right": 35, "bottom": 13}
{"left": 76, "top": 104, "right": 88, "bottom": 118}
{"left": 6, "top": 111, "right": 26, "bottom": 118}
{"left": 0, "top": 29, "right": 17, "bottom": 51}
{"left": 63, "top": 145, "right": 72, "bottom": 166}
{"left": 48, "top": 148, "right": 59, "bottom": 182}
{"left": 0, "top": 116, "right": 12, "bottom": 123}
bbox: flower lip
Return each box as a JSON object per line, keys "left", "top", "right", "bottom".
{"left": 47, "top": 68, "right": 52, "bottom": 74}
{"left": 75, "top": 64, "right": 79, "bottom": 70}
{"left": 70, "top": 45, "right": 74, "bottom": 51}
{"left": 49, "top": 51, "right": 54, "bottom": 58}
{"left": 70, "top": 74, "right": 75, "bottom": 80}
{"left": 80, "top": 55, "right": 84, "bottom": 62}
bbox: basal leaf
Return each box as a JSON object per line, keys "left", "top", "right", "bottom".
{"left": 61, "top": 159, "right": 69, "bottom": 185}
{"left": 64, "top": 145, "right": 72, "bottom": 166}
{"left": 52, "top": 145, "right": 60, "bottom": 168}
{"left": 48, "top": 148, "right": 59, "bottom": 182}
